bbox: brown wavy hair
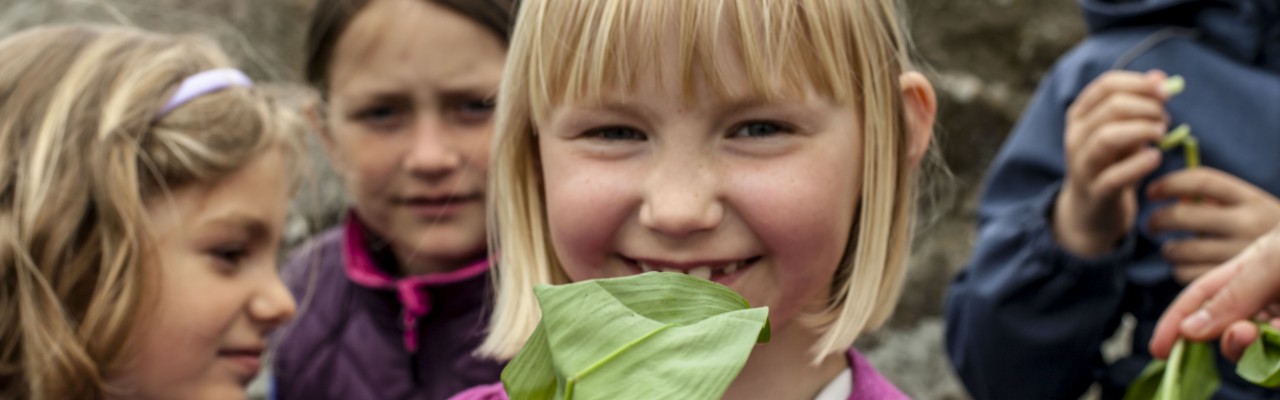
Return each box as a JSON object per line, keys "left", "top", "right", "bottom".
{"left": 0, "top": 25, "right": 305, "bottom": 400}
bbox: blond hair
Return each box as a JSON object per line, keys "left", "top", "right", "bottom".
{"left": 0, "top": 25, "right": 305, "bottom": 400}
{"left": 480, "top": 0, "right": 922, "bottom": 363}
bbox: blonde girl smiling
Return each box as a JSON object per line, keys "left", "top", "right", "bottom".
{"left": 471, "top": 0, "right": 939, "bottom": 398}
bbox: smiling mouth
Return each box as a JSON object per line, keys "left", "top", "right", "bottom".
{"left": 621, "top": 255, "right": 761, "bottom": 282}
{"left": 218, "top": 348, "right": 264, "bottom": 383}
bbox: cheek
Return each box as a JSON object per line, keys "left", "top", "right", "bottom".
{"left": 731, "top": 152, "right": 860, "bottom": 297}
{"left": 539, "top": 149, "right": 634, "bottom": 281}
{"left": 460, "top": 125, "right": 495, "bottom": 174}
{"left": 123, "top": 263, "right": 236, "bottom": 391}
{"left": 331, "top": 128, "right": 403, "bottom": 198}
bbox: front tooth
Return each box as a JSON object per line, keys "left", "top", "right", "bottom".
{"left": 639, "top": 262, "right": 655, "bottom": 273}
{"left": 689, "top": 266, "right": 712, "bottom": 280}
{"left": 723, "top": 262, "right": 739, "bottom": 275}
{"left": 662, "top": 267, "right": 680, "bottom": 274}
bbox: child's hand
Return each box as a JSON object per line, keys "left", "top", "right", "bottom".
{"left": 1150, "top": 223, "right": 1280, "bottom": 361}
{"left": 1054, "top": 70, "right": 1171, "bottom": 257}
{"left": 1147, "top": 168, "right": 1280, "bottom": 284}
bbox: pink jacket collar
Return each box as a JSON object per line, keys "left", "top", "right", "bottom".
{"left": 340, "top": 214, "right": 489, "bottom": 352}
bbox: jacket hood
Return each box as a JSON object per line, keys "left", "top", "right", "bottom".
{"left": 1078, "top": 0, "right": 1280, "bottom": 68}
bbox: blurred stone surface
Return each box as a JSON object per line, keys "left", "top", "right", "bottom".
{"left": 0, "top": 0, "right": 1090, "bottom": 398}
{"left": 861, "top": 1, "right": 1086, "bottom": 399}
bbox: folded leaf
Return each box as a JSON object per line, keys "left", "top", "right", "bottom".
{"left": 1123, "top": 339, "right": 1219, "bottom": 400}
{"left": 1237, "top": 322, "right": 1280, "bottom": 387}
{"left": 1124, "top": 358, "right": 1167, "bottom": 400}
{"left": 1172, "top": 339, "right": 1220, "bottom": 399}
{"left": 501, "top": 272, "right": 771, "bottom": 400}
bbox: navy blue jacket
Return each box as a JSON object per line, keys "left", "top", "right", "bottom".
{"left": 945, "top": 1, "right": 1280, "bottom": 399}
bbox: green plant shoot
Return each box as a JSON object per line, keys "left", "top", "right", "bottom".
{"left": 1237, "top": 321, "right": 1280, "bottom": 387}
{"left": 1163, "top": 75, "right": 1186, "bottom": 97}
{"left": 1184, "top": 137, "right": 1199, "bottom": 169}
{"left": 1159, "top": 124, "right": 1191, "bottom": 151}
{"left": 500, "top": 272, "right": 771, "bottom": 400}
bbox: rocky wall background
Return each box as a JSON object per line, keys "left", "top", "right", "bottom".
{"left": 0, "top": 0, "right": 1091, "bottom": 398}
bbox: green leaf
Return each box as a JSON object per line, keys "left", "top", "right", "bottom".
{"left": 1124, "top": 358, "right": 1167, "bottom": 400}
{"left": 501, "top": 272, "right": 771, "bottom": 400}
{"left": 1123, "top": 339, "right": 1219, "bottom": 400}
{"left": 1172, "top": 340, "right": 1220, "bottom": 399}
{"left": 1237, "top": 322, "right": 1280, "bottom": 387}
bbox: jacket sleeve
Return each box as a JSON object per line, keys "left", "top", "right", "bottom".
{"left": 944, "top": 55, "right": 1137, "bottom": 400}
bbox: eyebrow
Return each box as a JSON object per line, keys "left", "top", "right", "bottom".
{"left": 570, "top": 101, "right": 658, "bottom": 123}
{"left": 567, "top": 95, "right": 785, "bottom": 124}
{"left": 196, "top": 212, "right": 273, "bottom": 241}
{"left": 339, "top": 81, "right": 499, "bottom": 106}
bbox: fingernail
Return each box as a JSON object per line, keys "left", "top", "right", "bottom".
{"left": 1224, "top": 329, "right": 1242, "bottom": 356}
{"left": 1182, "top": 310, "right": 1212, "bottom": 336}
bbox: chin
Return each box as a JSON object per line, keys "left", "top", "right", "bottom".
{"left": 199, "top": 385, "right": 250, "bottom": 400}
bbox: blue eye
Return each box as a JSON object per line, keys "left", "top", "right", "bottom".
{"left": 586, "top": 126, "right": 647, "bottom": 141}
{"left": 731, "top": 121, "right": 791, "bottom": 138}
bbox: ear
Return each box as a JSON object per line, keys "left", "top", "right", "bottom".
{"left": 306, "top": 99, "right": 342, "bottom": 169}
{"left": 899, "top": 71, "right": 936, "bottom": 169}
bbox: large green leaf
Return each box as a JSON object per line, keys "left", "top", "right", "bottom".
{"left": 1124, "top": 339, "right": 1219, "bottom": 400}
{"left": 1237, "top": 322, "right": 1280, "bottom": 387}
{"left": 500, "top": 272, "right": 771, "bottom": 400}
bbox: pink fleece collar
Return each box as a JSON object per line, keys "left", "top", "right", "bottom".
{"left": 340, "top": 214, "right": 489, "bottom": 352}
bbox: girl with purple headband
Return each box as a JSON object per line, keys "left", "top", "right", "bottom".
{"left": 0, "top": 25, "right": 306, "bottom": 399}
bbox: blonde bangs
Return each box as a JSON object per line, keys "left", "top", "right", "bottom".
{"left": 515, "top": 0, "right": 887, "bottom": 125}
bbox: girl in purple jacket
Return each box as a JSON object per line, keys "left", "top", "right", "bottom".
{"left": 462, "top": 0, "right": 940, "bottom": 398}
{"left": 271, "top": 0, "right": 513, "bottom": 399}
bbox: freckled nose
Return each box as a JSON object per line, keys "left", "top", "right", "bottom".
{"left": 404, "top": 117, "right": 463, "bottom": 179}
{"left": 639, "top": 159, "right": 724, "bottom": 237}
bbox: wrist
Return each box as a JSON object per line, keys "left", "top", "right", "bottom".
{"left": 1052, "top": 190, "right": 1126, "bottom": 258}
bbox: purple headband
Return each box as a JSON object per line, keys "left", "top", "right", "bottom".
{"left": 156, "top": 68, "right": 253, "bottom": 118}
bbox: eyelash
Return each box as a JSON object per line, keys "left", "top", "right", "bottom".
{"left": 584, "top": 126, "right": 647, "bottom": 141}
{"left": 353, "top": 97, "right": 496, "bottom": 130}
{"left": 729, "top": 120, "right": 794, "bottom": 138}
{"left": 454, "top": 98, "right": 496, "bottom": 124}
{"left": 354, "top": 104, "right": 406, "bottom": 131}
{"left": 581, "top": 120, "right": 795, "bottom": 141}
{"left": 209, "top": 245, "right": 249, "bottom": 271}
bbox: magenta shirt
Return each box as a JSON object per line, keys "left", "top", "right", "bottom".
{"left": 449, "top": 349, "right": 907, "bottom": 400}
